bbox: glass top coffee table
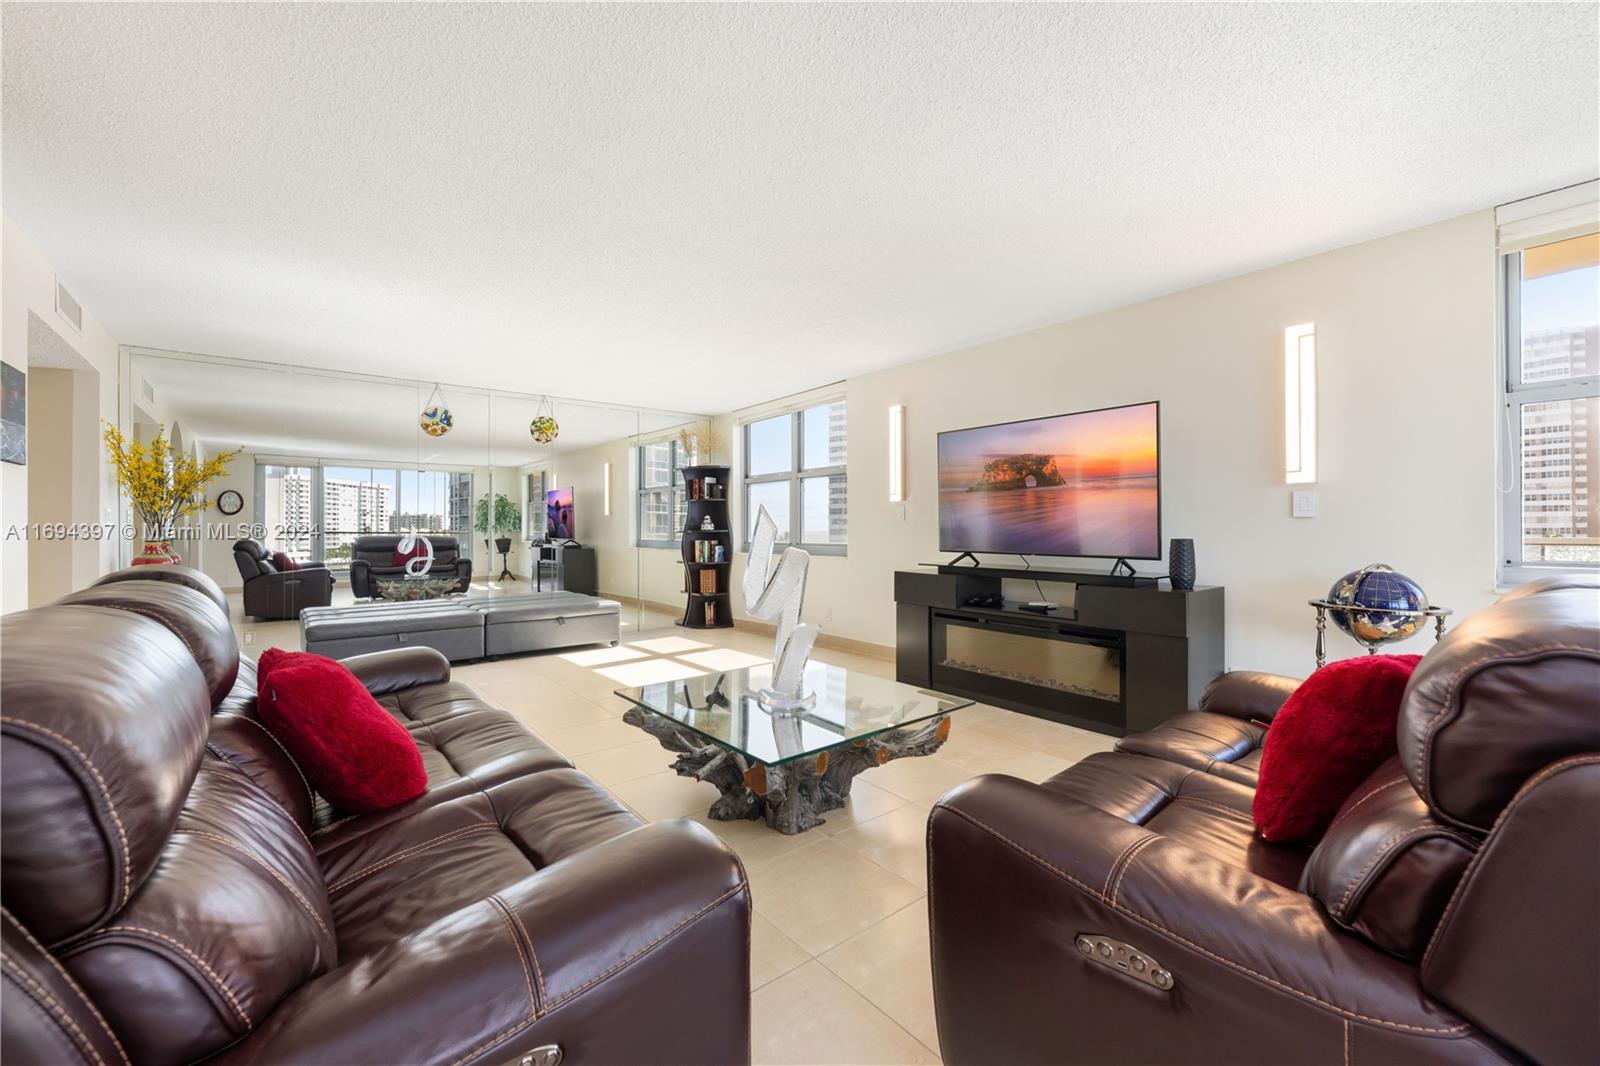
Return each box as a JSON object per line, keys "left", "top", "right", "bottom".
{"left": 615, "top": 660, "right": 973, "bottom": 834}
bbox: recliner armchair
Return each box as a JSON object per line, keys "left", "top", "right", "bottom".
{"left": 929, "top": 575, "right": 1599, "bottom": 1064}
{"left": 233, "top": 538, "right": 334, "bottom": 620}
{"left": 349, "top": 534, "right": 473, "bottom": 598}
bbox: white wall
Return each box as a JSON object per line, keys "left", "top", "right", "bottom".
{"left": 2, "top": 214, "right": 123, "bottom": 612}
{"left": 719, "top": 210, "right": 1499, "bottom": 678}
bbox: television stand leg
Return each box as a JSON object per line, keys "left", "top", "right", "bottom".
{"left": 948, "top": 552, "right": 981, "bottom": 567}
{"left": 1108, "top": 558, "right": 1137, "bottom": 577}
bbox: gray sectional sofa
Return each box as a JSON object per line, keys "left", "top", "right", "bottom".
{"left": 301, "top": 591, "right": 621, "bottom": 661}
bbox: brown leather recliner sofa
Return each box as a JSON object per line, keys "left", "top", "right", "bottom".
{"left": 1, "top": 566, "right": 751, "bottom": 1065}
{"left": 349, "top": 534, "right": 473, "bottom": 599}
{"left": 929, "top": 575, "right": 1599, "bottom": 1065}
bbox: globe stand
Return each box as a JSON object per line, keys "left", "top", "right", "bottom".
{"left": 1308, "top": 599, "right": 1453, "bottom": 669}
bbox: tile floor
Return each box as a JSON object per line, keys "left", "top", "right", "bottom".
{"left": 234, "top": 585, "right": 1117, "bottom": 1065}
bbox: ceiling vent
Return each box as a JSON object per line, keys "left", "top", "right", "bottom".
{"left": 54, "top": 279, "right": 82, "bottom": 333}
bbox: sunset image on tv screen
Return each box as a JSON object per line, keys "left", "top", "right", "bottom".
{"left": 937, "top": 401, "right": 1159, "bottom": 558}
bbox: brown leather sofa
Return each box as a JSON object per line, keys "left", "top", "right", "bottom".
{"left": 929, "top": 575, "right": 1599, "bottom": 1065}
{"left": 349, "top": 534, "right": 473, "bottom": 599}
{"left": 233, "top": 538, "right": 335, "bottom": 620}
{"left": 1, "top": 566, "right": 751, "bottom": 1065}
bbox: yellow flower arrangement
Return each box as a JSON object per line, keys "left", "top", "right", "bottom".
{"left": 103, "top": 422, "right": 241, "bottom": 539}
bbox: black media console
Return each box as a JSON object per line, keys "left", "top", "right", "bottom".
{"left": 894, "top": 566, "right": 1224, "bottom": 737}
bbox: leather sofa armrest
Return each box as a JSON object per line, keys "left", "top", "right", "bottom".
{"left": 1197, "top": 669, "right": 1301, "bottom": 723}
{"left": 339, "top": 646, "right": 452, "bottom": 695}
{"left": 348, "top": 558, "right": 372, "bottom": 597}
{"left": 214, "top": 821, "right": 750, "bottom": 1066}
{"left": 929, "top": 775, "right": 1499, "bottom": 1064}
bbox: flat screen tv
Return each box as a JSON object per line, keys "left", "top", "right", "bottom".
{"left": 546, "top": 487, "right": 575, "bottom": 541}
{"left": 937, "top": 400, "right": 1160, "bottom": 560}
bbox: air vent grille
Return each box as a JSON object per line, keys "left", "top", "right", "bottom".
{"left": 55, "top": 280, "right": 82, "bottom": 332}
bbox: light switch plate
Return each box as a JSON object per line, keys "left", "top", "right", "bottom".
{"left": 1291, "top": 490, "right": 1318, "bottom": 518}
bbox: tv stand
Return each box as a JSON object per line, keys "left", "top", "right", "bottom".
{"left": 1108, "top": 557, "right": 1137, "bottom": 578}
{"left": 894, "top": 569, "right": 1224, "bottom": 736}
{"left": 947, "top": 551, "right": 982, "bottom": 567}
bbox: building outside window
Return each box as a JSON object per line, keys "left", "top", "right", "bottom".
{"left": 1497, "top": 184, "right": 1599, "bottom": 584}
{"left": 636, "top": 439, "right": 686, "bottom": 549}
{"left": 256, "top": 461, "right": 474, "bottom": 566}
{"left": 741, "top": 398, "right": 847, "bottom": 554}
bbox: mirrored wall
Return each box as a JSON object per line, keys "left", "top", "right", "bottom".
{"left": 121, "top": 347, "right": 704, "bottom": 636}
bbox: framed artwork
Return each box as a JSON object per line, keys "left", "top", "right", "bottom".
{"left": 1, "top": 362, "right": 24, "bottom": 466}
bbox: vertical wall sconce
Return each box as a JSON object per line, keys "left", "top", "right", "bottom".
{"left": 888, "top": 404, "right": 906, "bottom": 502}
{"left": 603, "top": 460, "right": 612, "bottom": 516}
{"left": 1284, "top": 323, "right": 1317, "bottom": 484}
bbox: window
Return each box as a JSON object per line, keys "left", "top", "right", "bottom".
{"left": 636, "top": 439, "right": 686, "bottom": 549}
{"left": 255, "top": 460, "right": 474, "bottom": 567}
{"left": 742, "top": 398, "right": 847, "bottom": 554}
{"left": 1498, "top": 184, "right": 1599, "bottom": 584}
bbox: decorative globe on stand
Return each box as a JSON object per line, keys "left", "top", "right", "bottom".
{"left": 1327, "top": 563, "right": 1429, "bottom": 646}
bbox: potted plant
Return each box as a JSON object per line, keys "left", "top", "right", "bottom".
{"left": 103, "top": 423, "right": 240, "bottom": 565}
{"left": 475, "top": 492, "right": 519, "bottom": 555}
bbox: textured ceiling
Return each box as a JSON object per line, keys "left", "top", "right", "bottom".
{"left": 4, "top": 3, "right": 1596, "bottom": 412}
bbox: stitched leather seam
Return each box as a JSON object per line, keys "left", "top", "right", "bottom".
{"left": 1344, "top": 1017, "right": 1351, "bottom": 1066}
{"left": 0, "top": 718, "right": 131, "bottom": 909}
{"left": 327, "top": 823, "right": 499, "bottom": 894}
{"left": 1325, "top": 779, "right": 1410, "bottom": 837}
{"left": 1108, "top": 837, "right": 1157, "bottom": 909}
{"left": 446, "top": 1016, "right": 536, "bottom": 1066}
{"left": 546, "top": 882, "right": 748, "bottom": 1012}
{"left": 1420, "top": 755, "right": 1598, "bottom": 971}
{"left": 443, "top": 881, "right": 750, "bottom": 1066}
{"left": 72, "top": 600, "right": 202, "bottom": 661}
{"left": 931, "top": 805, "right": 1471, "bottom": 1035}
{"left": 1170, "top": 795, "right": 1256, "bottom": 825}
{"left": 313, "top": 811, "right": 362, "bottom": 835}
{"left": 1, "top": 909, "right": 131, "bottom": 1066}
{"left": 485, "top": 897, "right": 536, "bottom": 1020}
{"left": 90, "top": 925, "right": 250, "bottom": 1028}
{"left": 1331, "top": 825, "right": 1476, "bottom": 920}
{"left": 202, "top": 744, "right": 317, "bottom": 854}
{"left": 218, "top": 715, "right": 315, "bottom": 810}
{"left": 173, "top": 830, "right": 334, "bottom": 947}
{"left": 1416, "top": 645, "right": 1599, "bottom": 820}
{"left": 1101, "top": 838, "right": 1144, "bottom": 903}
{"left": 2, "top": 962, "right": 106, "bottom": 1066}
{"left": 496, "top": 895, "right": 548, "bottom": 1010}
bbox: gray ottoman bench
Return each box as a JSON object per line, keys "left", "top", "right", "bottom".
{"left": 475, "top": 593, "right": 621, "bottom": 656}
{"left": 300, "top": 600, "right": 486, "bottom": 662}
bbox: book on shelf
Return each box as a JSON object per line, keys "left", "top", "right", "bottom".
{"left": 703, "top": 601, "right": 716, "bottom": 625}
{"left": 698, "top": 569, "right": 717, "bottom": 595}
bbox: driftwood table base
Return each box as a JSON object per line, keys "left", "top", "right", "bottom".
{"left": 621, "top": 706, "right": 953, "bottom": 834}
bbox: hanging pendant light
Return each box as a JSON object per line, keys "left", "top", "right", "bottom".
{"left": 419, "top": 382, "right": 454, "bottom": 437}
{"left": 529, "top": 395, "right": 559, "bottom": 443}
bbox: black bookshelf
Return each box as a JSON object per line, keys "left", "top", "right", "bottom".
{"left": 679, "top": 465, "right": 734, "bottom": 628}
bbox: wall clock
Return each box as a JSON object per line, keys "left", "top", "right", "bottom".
{"left": 216, "top": 489, "right": 243, "bottom": 516}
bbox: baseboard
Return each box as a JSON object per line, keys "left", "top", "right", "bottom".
{"left": 731, "top": 616, "right": 895, "bottom": 662}
{"left": 598, "top": 591, "right": 894, "bottom": 661}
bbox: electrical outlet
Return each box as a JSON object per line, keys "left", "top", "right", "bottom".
{"left": 1291, "top": 490, "right": 1318, "bottom": 518}
{"left": 243, "top": 632, "right": 255, "bottom": 645}
{"left": 894, "top": 504, "right": 906, "bottom": 522}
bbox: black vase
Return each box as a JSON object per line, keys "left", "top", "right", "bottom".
{"left": 1170, "top": 538, "right": 1195, "bottom": 591}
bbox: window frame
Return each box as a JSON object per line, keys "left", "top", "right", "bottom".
{"left": 741, "top": 400, "right": 848, "bottom": 556}
{"left": 635, "top": 438, "right": 686, "bottom": 550}
{"left": 1496, "top": 195, "right": 1600, "bottom": 587}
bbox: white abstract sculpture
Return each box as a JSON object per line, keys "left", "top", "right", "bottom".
{"left": 743, "top": 505, "right": 820, "bottom": 709}
{"left": 396, "top": 531, "right": 434, "bottom": 577}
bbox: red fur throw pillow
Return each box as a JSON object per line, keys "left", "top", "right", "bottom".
{"left": 1253, "top": 654, "right": 1422, "bottom": 843}
{"left": 271, "top": 551, "right": 300, "bottom": 571}
{"left": 255, "top": 647, "right": 319, "bottom": 705}
{"left": 393, "top": 541, "right": 428, "bottom": 569}
{"left": 257, "top": 654, "right": 427, "bottom": 813}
